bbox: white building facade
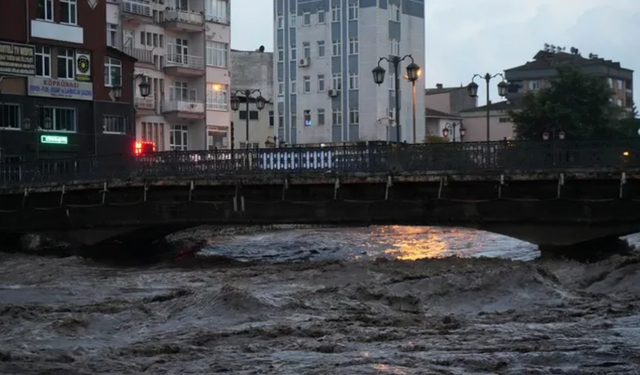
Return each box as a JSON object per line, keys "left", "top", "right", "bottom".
{"left": 274, "top": 0, "right": 425, "bottom": 144}
{"left": 106, "top": 0, "right": 231, "bottom": 151}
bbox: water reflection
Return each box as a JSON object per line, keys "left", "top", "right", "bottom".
{"left": 199, "top": 225, "right": 540, "bottom": 263}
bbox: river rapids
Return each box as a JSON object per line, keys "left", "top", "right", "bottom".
{"left": 1, "top": 226, "right": 640, "bottom": 374}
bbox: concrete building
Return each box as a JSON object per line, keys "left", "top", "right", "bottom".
{"left": 0, "top": 0, "right": 136, "bottom": 165}
{"left": 106, "top": 0, "right": 231, "bottom": 151}
{"left": 505, "top": 45, "right": 634, "bottom": 117}
{"left": 424, "top": 84, "right": 476, "bottom": 116}
{"left": 274, "top": 0, "right": 425, "bottom": 145}
{"left": 460, "top": 101, "right": 519, "bottom": 142}
{"left": 230, "top": 48, "right": 274, "bottom": 149}
{"left": 424, "top": 108, "right": 462, "bottom": 142}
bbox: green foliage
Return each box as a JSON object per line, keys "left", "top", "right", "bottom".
{"left": 425, "top": 135, "right": 448, "bottom": 143}
{"left": 509, "top": 65, "right": 629, "bottom": 140}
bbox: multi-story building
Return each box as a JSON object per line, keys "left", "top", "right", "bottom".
{"left": 274, "top": 0, "right": 425, "bottom": 144}
{"left": 0, "top": 0, "right": 136, "bottom": 165}
{"left": 230, "top": 48, "right": 274, "bottom": 149}
{"left": 106, "top": 0, "right": 231, "bottom": 151}
{"left": 505, "top": 45, "right": 635, "bottom": 117}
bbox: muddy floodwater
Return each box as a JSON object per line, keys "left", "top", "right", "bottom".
{"left": 2, "top": 226, "right": 640, "bottom": 374}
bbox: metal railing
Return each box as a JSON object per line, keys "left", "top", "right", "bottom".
{"left": 2, "top": 140, "right": 640, "bottom": 188}
{"left": 135, "top": 97, "right": 155, "bottom": 110}
{"left": 162, "top": 100, "right": 205, "bottom": 113}
{"left": 122, "top": 0, "right": 151, "bottom": 17}
{"left": 165, "top": 53, "right": 205, "bottom": 70}
{"left": 123, "top": 47, "right": 153, "bottom": 64}
{"left": 164, "top": 10, "right": 204, "bottom": 25}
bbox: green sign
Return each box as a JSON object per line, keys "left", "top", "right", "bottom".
{"left": 40, "top": 135, "right": 68, "bottom": 145}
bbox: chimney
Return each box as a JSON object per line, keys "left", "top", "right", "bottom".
{"left": 436, "top": 83, "right": 443, "bottom": 89}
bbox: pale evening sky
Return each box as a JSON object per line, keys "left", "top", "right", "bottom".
{"left": 230, "top": 0, "right": 640, "bottom": 104}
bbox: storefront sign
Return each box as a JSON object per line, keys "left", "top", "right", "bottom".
{"left": 28, "top": 77, "right": 93, "bottom": 101}
{"left": 40, "top": 135, "right": 68, "bottom": 145}
{"left": 0, "top": 42, "right": 35, "bottom": 76}
{"left": 75, "top": 50, "right": 91, "bottom": 81}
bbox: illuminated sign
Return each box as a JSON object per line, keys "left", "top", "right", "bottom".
{"left": 40, "top": 135, "right": 68, "bottom": 145}
{"left": 0, "top": 42, "right": 35, "bottom": 76}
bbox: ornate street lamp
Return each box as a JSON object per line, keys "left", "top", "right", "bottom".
{"left": 466, "top": 73, "right": 508, "bottom": 142}
{"left": 230, "top": 89, "right": 267, "bottom": 149}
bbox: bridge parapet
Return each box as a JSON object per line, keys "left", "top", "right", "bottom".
{"left": 0, "top": 139, "right": 639, "bottom": 190}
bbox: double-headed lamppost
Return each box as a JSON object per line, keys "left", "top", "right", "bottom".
{"left": 442, "top": 122, "right": 466, "bottom": 142}
{"left": 230, "top": 89, "right": 266, "bottom": 149}
{"left": 372, "top": 55, "right": 420, "bottom": 143}
{"left": 466, "top": 73, "right": 509, "bottom": 142}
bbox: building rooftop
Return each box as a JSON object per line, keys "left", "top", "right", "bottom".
{"left": 505, "top": 50, "right": 633, "bottom": 73}
{"left": 425, "top": 107, "right": 460, "bottom": 119}
{"left": 460, "top": 100, "right": 519, "bottom": 114}
{"left": 425, "top": 83, "right": 467, "bottom": 95}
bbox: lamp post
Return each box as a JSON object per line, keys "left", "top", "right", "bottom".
{"left": 403, "top": 70, "right": 421, "bottom": 143}
{"left": 230, "top": 89, "right": 266, "bottom": 150}
{"left": 372, "top": 55, "right": 420, "bottom": 143}
{"left": 466, "top": 73, "right": 508, "bottom": 142}
{"left": 112, "top": 75, "right": 151, "bottom": 154}
{"left": 442, "top": 121, "right": 464, "bottom": 142}
{"left": 543, "top": 127, "right": 565, "bottom": 166}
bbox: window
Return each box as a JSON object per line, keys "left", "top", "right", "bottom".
{"left": 388, "top": 73, "right": 395, "bottom": 90}
{"left": 349, "top": 108, "right": 359, "bottom": 124}
{"left": 0, "top": 104, "right": 21, "bottom": 129}
{"left": 317, "top": 108, "right": 325, "bottom": 125}
{"left": 617, "top": 99, "right": 623, "bottom": 107}
{"left": 318, "top": 8, "right": 325, "bottom": 23}
{"left": 618, "top": 80, "right": 624, "bottom": 90}
{"left": 239, "top": 111, "right": 259, "bottom": 120}
{"left": 317, "top": 41, "right": 325, "bottom": 58}
{"left": 389, "top": 4, "right": 400, "bottom": 22}
{"left": 331, "top": 5, "right": 341, "bottom": 22}
{"left": 104, "top": 57, "right": 122, "bottom": 87}
{"left": 40, "top": 107, "right": 76, "bottom": 131}
{"left": 170, "top": 82, "right": 191, "bottom": 101}
{"left": 107, "top": 24, "right": 119, "bottom": 47}
{"left": 290, "top": 11, "right": 297, "bottom": 27}
{"left": 303, "top": 110, "right": 312, "bottom": 126}
{"left": 290, "top": 45, "right": 297, "bottom": 60}
{"left": 206, "top": 83, "right": 228, "bottom": 110}
{"left": 277, "top": 14, "right": 283, "bottom": 29}
{"left": 389, "top": 39, "right": 400, "bottom": 56}
{"left": 291, "top": 80, "right": 296, "bottom": 93}
{"left": 35, "top": 46, "right": 51, "bottom": 77}
{"left": 291, "top": 113, "right": 297, "bottom": 127}
{"left": 349, "top": 38, "right": 358, "bottom": 55}
{"left": 303, "top": 42, "right": 311, "bottom": 59}
{"left": 103, "top": 115, "right": 126, "bottom": 134}
{"left": 332, "top": 108, "right": 341, "bottom": 125}
{"left": 57, "top": 48, "right": 74, "bottom": 80}
{"left": 206, "top": 41, "right": 228, "bottom": 68}
{"left": 348, "top": 2, "right": 358, "bottom": 20}
{"left": 37, "top": 0, "right": 53, "bottom": 21}
{"left": 278, "top": 113, "right": 284, "bottom": 128}
{"left": 123, "top": 30, "right": 134, "bottom": 47}
{"left": 278, "top": 81, "right": 284, "bottom": 95}
{"left": 205, "top": 0, "right": 230, "bottom": 24}
{"left": 318, "top": 74, "right": 325, "bottom": 91}
{"left": 303, "top": 12, "right": 311, "bottom": 25}
{"left": 278, "top": 47, "right": 284, "bottom": 61}
{"left": 349, "top": 73, "right": 358, "bottom": 90}
{"left": 332, "top": 39, "right": 341, "bottom": 56}
{"left": 61, "top": 0, "right": 77, "bottom": 24}
{"left": 332, "top": 73, "right": 342, "bottom": 90}
{"left": 269, "top": 111, "right": 274, "bottom": 127}
{"left": 528, "top": 80, "right": 539, "bottom": 90}
{"left": 303, "top": 76, "right": 311, "bottom": 93}
{"left": 170, "top": 125, "right": 188, "bottom": 151}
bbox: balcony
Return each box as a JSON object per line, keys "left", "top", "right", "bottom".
{"left": 123, "top": 47, "right": 154, "bottom": 66}
{"left": 121, "top": 0, "right": 152, "bottom": 23}
{"left": 205, "top": 14, "right": 230, "bottom": 25}
{"left": 162, "top": 9, "right": 205, "bottom": 32}
{"left": 164, "top": 53, "right": 205, "bottom": 76}
{"left": 162, "top": 100, "right": 205, "bottom": 121}
{"left": 134, "top": 97, "right": 156, "bottom": 116}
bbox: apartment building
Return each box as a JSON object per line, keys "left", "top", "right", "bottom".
{"left": 505, "top": 45, "right": 635, "bottom": 116}
{"left": 230, "top": 48, "right": 274, "bottom": 149}
{"left": 0, "top": 0, "right": 136, "bottom": 164}
{"left": 274, "top": 0, "right": 426, "bottom": 144}
{"left": 106, "top": 0, "right": 231, "bottom": 151}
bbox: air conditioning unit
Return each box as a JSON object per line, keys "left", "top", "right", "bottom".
{"left": 328, "top": 89, "right": 339, "bottom": 97}
{"left": 299, "top": 58, "right": 310, "bottom": 67}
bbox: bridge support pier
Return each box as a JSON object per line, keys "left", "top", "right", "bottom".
{"left": 538, "top": 236, "right": 635, "bottom": 260}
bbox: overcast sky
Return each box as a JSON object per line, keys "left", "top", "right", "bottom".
{"left": 230, "top": 0, "right": 640, "bottom": 104}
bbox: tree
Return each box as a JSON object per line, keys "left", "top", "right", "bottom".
{"left": 509, "top": 65, "right": 626, "bottom": 140}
